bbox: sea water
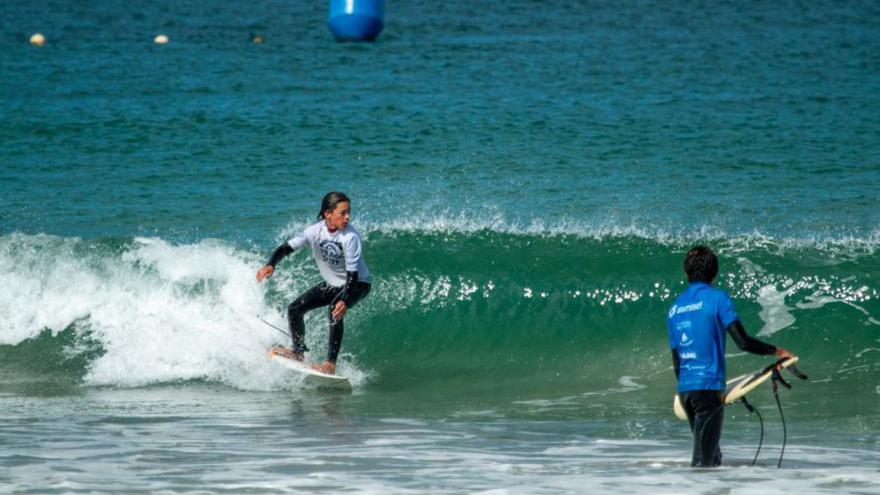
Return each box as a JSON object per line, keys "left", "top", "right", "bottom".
{"left": 2, "top": 0, "right": 879, "bottom": 493}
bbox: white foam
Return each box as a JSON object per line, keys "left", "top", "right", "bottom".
{"left": 0, "top": 234, "right": 368, "bottom": 390}
{"left": 854, "top": 348, "right": 880, "bottom": 359}
{"left": 0, "top": 233, "right": 98, "bottom": 344}
{"left": 756, "top": 283, "right": 797, "bottom": 337}
{"left": 340, "top": 211, "right": 880, "bottom": 258}
{"left": 796, "top": 293, "right": 880, "bottom": 326}
{"left": 736, "top": 257, "right": 765, "bottom": 275}
{"left": 276, "top": 209, "right": 880, "bottom": 259}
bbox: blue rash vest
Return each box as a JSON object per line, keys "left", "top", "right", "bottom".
{"left": 666, "top": 282, "right": 740, "bottom": 393}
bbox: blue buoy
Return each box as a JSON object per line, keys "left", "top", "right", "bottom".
{"left": 328, "top": 0, "right": 384, "bottom": 42}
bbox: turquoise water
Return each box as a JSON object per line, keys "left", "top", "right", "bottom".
{"left": 2, "top": 0, "right": 880, "bottom": 492}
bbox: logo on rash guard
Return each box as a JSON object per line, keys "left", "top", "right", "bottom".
{"left": 319, "top": 240, "right": 344, "bottom": 266}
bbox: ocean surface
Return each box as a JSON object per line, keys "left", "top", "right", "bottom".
{"left": 2, "top": 0, "right": 879, "bottom": 493}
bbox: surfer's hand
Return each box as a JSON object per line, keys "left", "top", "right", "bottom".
{"left": 256, "top": 265, "right": 274, "bottom": 282}
{"left": 332, "top": 300, "right": 347, "bottom": 321}
{"left": 775, "top": 347, "right": 794, "bottom": 359}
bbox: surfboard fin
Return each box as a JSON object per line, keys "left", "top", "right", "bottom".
{"left": 771, "top": 368, "right": 792, "bottom": 390}
{"left": 787, "top": 364, "right": 808, "bottom": 381}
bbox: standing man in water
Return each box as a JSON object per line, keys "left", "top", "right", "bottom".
{"left": 257, "top": 192, "right": 372, "bottom": 375}
{"left": 667, "top": 245, "right": 793, "bottom": 467}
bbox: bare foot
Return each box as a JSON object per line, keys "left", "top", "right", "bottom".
{"left": 310, "top": 361, "right": 336, "bottom": 375}
{"left": 268, "top": 347, "right": 303, "bottom": 362}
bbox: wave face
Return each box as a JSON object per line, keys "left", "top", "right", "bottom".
{"left": 1, "top": 229, "right": 878, "bottom": 419}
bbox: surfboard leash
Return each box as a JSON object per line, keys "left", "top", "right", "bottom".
{"left": 768, "top": 360, "right": 807, "bottom": 469}
{"left": 737, "top": 359, "right": 807, "bottom": 469}
{"left": 257, "top": 315, "right": 291, "bottom": 341}
{"left": 738, "top": 396, "right": 764, "bottom": 467}
{"left": 771, "top": 367, "right": 792, "bottom": 469}
{"left": 256, "top": 315, "right": 311, "bottom": 352}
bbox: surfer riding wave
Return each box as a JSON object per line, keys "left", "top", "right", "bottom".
{"left": 257, "top": 192, "right": 372, "bottom": 375}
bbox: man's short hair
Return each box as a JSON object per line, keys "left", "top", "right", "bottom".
{"left": 684, "top": 245, "right": 718, "bottom": 283}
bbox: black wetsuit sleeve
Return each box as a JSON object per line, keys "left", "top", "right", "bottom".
{"left": 671, "top": 350, "right": 680, "bottom": 380}
{"left": 333, "top": 271, "right": 358, "bottom": 305}
{"left": 726, "top": 320, "right": 777, "bottom": 355}
{"left": 266, "top": 243, "right": 294, "bottom": 267}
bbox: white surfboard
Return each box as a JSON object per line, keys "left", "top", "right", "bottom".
{"left": 673, "top": 356, "right": 799, "bottom": 420}
{"left": 269, "top": 351, "right": 352, "bottom": 390}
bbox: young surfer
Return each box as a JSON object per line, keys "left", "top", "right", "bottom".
{"left": 666, "top": 245, "right": 793, "bottom": 467}
{"left": 257, "top": 192, "right": 372, "bottom": 375}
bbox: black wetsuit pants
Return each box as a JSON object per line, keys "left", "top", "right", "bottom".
{"left": 287, "top": 281, "right": 371, "bottom": 362}
{"left": 680, "top": 390, "right": 725, "bottom": 467}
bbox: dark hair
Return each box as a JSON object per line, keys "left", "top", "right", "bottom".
{"left": 684, "top": 245, "right": 718, "bottom": 283}
{"left": 317, "top": 192, "right": 350, "bottom": 220}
